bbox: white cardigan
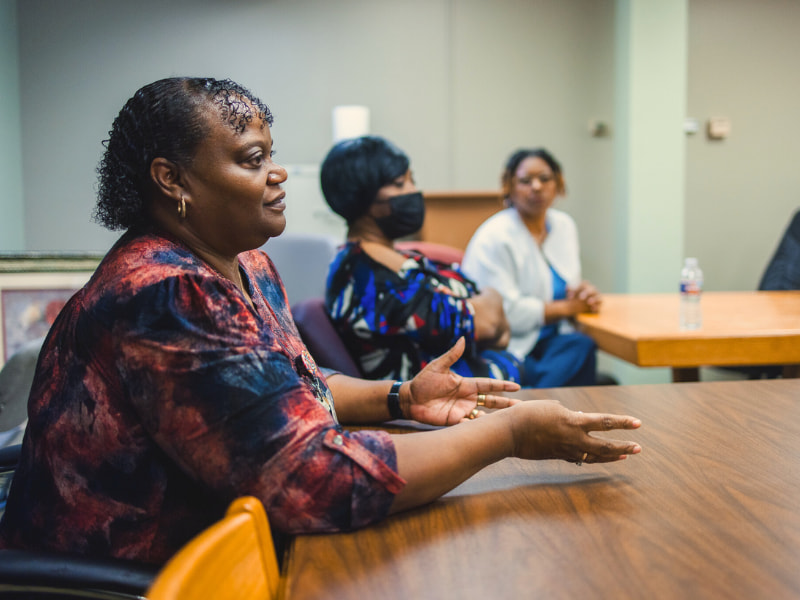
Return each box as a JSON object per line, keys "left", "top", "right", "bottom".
{"left": 461, "top": 207, "right": 582, "bottom": 359}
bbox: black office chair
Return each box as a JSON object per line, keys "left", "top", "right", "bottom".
{"left": 262, "top": 232, "right": 340, "bottom": 307}
{"left": 0, "top": 444, "right": 159, "bottom": 599}
{"left": 0, "top": 336, "right": 45, "bottom": 448}
{"left": 722, "top": 209, "right": 800, "bottom": 380}
{"left": 0, "top": 444, "right": 20, "bottom": 514}
{"left": 758, "top": 209, "right": 800, "bottom": 292}
{"left": 291, "top": 298, "right": 362, "bottom": 377}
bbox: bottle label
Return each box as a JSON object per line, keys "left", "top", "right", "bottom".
{"left": 680, "top": 281, "right": 701, "bottom": 295}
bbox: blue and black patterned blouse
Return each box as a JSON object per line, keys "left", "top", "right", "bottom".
{"left": 325, "top": 242, "right": 523, "bottom": 383}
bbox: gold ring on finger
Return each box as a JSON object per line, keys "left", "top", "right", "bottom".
{"left": 469, "top": 407, "right": 480, "bottom": 419}
{"left": 476, "top": 394, "right": 486, "bottom": 406}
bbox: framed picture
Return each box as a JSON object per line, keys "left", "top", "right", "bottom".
{"left": 0, "top": 254, "right": 103, "bottom": 366}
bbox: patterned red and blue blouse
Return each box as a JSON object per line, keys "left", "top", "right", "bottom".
{"left": 0, "top": 229, "right": 404, "bottom": 564}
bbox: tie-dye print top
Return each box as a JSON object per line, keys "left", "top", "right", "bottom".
{"left": 325, "top": 242, "right": 523, "bottom": 383}
{"left": 0, "top": 229, "right": 404, "bottom": 564}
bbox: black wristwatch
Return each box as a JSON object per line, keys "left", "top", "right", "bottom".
{"left": 387, "top": 380, "right": 404, "bottom": 420}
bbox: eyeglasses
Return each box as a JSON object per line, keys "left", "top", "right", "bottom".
{"left": 515, "top": 174, "right": 556, "bottom": 186}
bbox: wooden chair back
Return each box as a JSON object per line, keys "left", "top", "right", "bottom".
{"left": 147, "top": 496, "right": 280, "bottom": 600}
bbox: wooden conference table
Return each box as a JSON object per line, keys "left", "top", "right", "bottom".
{"left": 575, "top": 291, "right": 800, "bottom": 381}
{"left": 281, "top": 379, "right": 800, "bottom": 600}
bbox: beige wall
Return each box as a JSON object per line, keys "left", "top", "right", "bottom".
{"left": 14, "top": 0, "right": 617, "bottom": 287}
{"left": 7, "top": 0, "right": 800, "bottom": 297}
{"left": 0, "top": 0, "right": 23, "bottom": 251}
{"left": 686, "top": 0, "right": 800, "bottom": 292}
{"left": 450, "top": 0, "right": 617, "bottom": 292}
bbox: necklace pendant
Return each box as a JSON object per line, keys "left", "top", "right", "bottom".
{"left": 295, "top": 348, "right": 318, "bottom": 378}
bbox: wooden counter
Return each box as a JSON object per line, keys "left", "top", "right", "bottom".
{"left": 419, "top": 190, "right": 504, "bottom": 250}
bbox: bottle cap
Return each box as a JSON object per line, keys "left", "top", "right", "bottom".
{"left": 685, "top": 257, "right": 698, "bottom": 267}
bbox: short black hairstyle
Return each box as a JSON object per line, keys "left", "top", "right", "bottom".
{"left": 501, "top": 147, "right": 566, "bottom": 196}
{"left": 320, "top": 135, "right": 410, "bottom": 224}
{"left": 94, "top": 76, "right": 272, "bottom": 231}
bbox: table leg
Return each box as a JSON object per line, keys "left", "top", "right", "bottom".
{"left": 672, "top": 367, "right": 700, "bottom": 382}
{"left": 782, "top": 364, "right": 800, "bottom": 378}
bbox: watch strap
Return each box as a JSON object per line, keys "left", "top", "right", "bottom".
{"left": 387, "top": 380, "right": 404, "bottom": 420}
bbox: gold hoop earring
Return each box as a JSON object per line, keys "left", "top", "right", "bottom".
{"left": 178, "top": 197, "right": 186, "bottom": 220}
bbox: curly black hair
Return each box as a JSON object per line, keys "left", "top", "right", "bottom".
{"left": 94, "top": 77, "right": 273, "bottom": 231}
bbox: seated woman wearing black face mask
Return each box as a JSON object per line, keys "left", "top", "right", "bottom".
{"left": 321, "top": 136, "right": 523, "bottom": 384}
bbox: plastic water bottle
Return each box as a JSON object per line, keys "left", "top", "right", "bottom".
{"left": 679, "top": 257, "right": 703, "bottom": 330}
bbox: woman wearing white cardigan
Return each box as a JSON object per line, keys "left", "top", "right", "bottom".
{"left": 462, "top": 148, "right": 600, "bottom": 388}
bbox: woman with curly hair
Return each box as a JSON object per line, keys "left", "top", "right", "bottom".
{"left": 0, "top": 78, "right": 640, "bottom": 566}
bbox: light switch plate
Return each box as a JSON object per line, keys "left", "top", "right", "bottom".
{"left": 683, "top": 118, "right": 700, "bottom": 134}
{"left": 707, "top": 117, "right": 731, "bottom": 140}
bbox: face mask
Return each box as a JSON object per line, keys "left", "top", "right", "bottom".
{"left": 373, "top": 191, "right": 426, "bottom": 239}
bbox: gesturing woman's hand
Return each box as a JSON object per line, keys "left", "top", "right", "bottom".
{"left": 505, "top": 400, "right": 641, "bottom": 464}
{"left": 404, "top": 337, "right": 521, "bottom": 426}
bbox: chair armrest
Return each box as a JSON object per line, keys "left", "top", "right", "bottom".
{"left": 0, "top": 549, "right": 158, "bottom": 598}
